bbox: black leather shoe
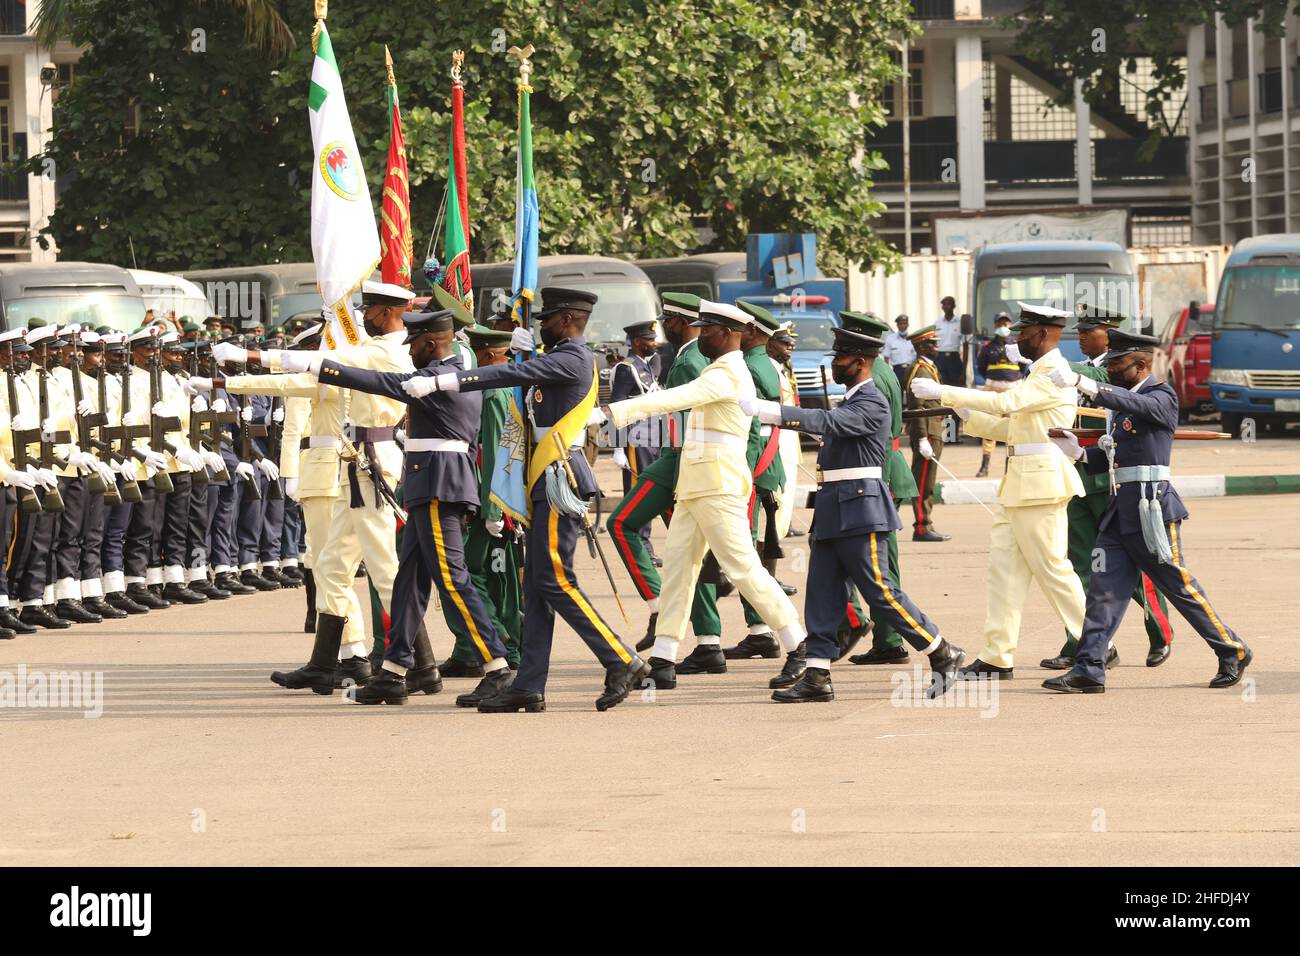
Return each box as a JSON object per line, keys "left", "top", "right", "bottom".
{"left": 55, "top": 599, "right": 102, "bottom": 624}
{"left": 786, "top": 527, "right": 806, "bottom": 537}
{"left": 0, "top": 608, "right": 37, "bottom": 633}
{"left": 162, "top": 583, "right": 208, "bottom": 605}
{"left": 1146, "top": 644, "right": 1171, "bottom": 668}
{"left": 722, "top": 632, "right": 781, "bottom": 660}
{"left": 104, "top": 592, "right": 149, "bottom": 615}
{"left": 215, "top": 572, "right": 256, "bottom": 595}
{"left": 456, "top": 668, "right": 513, "bottom": 707}
{"left": 955, "top": 659, "right": 1012, "bottom": 680}
{"left": 241, "top": 570, "right": 280, "bottom": 591}
{"left": 1209, "top": 649, "right": 1252, "bottom": 689}
{"left": 772, "top": 666, "right": 833, "bottom": 703}
{"left": 635, "top": 612, "right": 657, "bottom": 653}
{"left": 714, "top": 573, "right": 735, "bottom": 598}
{"left": 676, "top": 644, "right": 727, "bottom": 675}
{"left": 768, "top": 644, "right": 807, "bottom": 689}
{"left": 645, "top": 656, "right": 676, "bottom": 690}
{"left": 332, "top": 655, "right": 372, "bottom": 688}
{"left": 849, "top": 644, "right": 908, "bottom": 665}
{"left": 266, "top": 568, "right": 300, "bottom": 588}
{"left": 280, "top": 566, "right": 304, "bottom": 582}
{"left": 596, "top": 657, "right": 651, "bottom": 711}
{"left": 439, "top": 656, "right": 485, "bottom": 679}
{"left": 272, "top": 614, "right": 348, "bottom": 696}
{"left": 349, "top": 668, "right": 408, "bottom": 705}
{"left": 835, "top": 622, "right": 871, "bottom": 661}
{"left": 912, "top": 530, "right": 951, "bottom": 542}
{"left": 780, "top": 581, "right": 798, "bottom": 596}
{"left": 20, "top": 606, "right": 72, "bottom": 629}
{"left": 1106, "top": 646, "right": 1119, "bottom": 669}
{"left": 406, "top": 665, "right": 444, "bottom": 696}
{"left": 0, "top": 626, "right": 14, "bottom": 640}
{"left": 1040, "top": 653, "right": 1074, "bottom": 669}
{"left": 271, "top": 662, "right": 337, "bottom": 694}
{"left": 1042, "top": 673, "right": 1106, "bottom": 694}
{"left": 127, "top": 585, "right": 169, "bottom": 610}
{"left": 83, "top": 597, "right": 128, "bottom": 620}
{"left": 652, "top": 557, "right": 663, "bottom": 568}
{"left": 926, "top": 641, "right": 966, "bottom": 698}
{"left": 190, "top": 579, "right": 230, "bottom": 601}
{"left": 477, "top": 686, "right": 546, "bottom": 713}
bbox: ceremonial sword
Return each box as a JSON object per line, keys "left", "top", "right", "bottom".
{"left": 551, "top": 431, "right": 629, "bottom": 626}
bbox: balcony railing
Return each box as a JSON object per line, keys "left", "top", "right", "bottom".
{"left": 910, "top": 0, "right": 954, "bottom": 18}
{"left": 870, "top": 142, "right": 959, "bottom": 184}
{"left": 1093, "top": 137, "right": 1188, "bottom": 181}
{"left": 0, "top": 0, "right": 25, "bottom": 36}
{"left": 986, "top": 140, "right": 1075, "bottom": 183}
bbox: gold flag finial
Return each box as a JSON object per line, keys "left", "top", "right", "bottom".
{"left": 507, "top": 43, "right": 535, "bottom": 85}
{"left": 315, "top": 0, "right": 328, "bottom": 20}
{"left": 312, "top": 0, "right": 328, "bottom": 53}
{"left": 451, "top": 49, "right": 464, "bottom": 84}
{"left": 385, "top": 45, "right": 396, "bottom": 87}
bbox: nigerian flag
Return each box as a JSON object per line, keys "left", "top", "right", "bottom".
{"left": 309, "top": 21, "right": 378, "bottom": 346}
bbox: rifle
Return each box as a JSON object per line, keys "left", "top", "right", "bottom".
{"left": 236, "top": 393, "right": 264, "bottom": 502}
{"left": 262, "top": 395, "right": 284, "bottom": 502}
{"left": 101, "top": 362, "right": 148, "bottom": 504}
{"left": 5, "top": 349, "right": 42, "bottom": 514}
{"left": 1049, "top": 427, "right": 1230, "bottom": 441}
{"left": 550, "top": 431, "right": 628, "bottom": 626}
{"left": 34, "top": 365, "right": 69, "bottom": 512}
{"left": 190, "top": 345, "right": 233, "bottom": 483}
{"left": 147, "top": 350, "right": 180, "bottom": 494}
{"left": 69, "top": 330, "right": 111, "bottom": 501}
{"left": 899, "top": 405, "right": 1108, "bottom": 421}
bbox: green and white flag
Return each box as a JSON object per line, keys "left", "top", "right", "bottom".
{"left": 309, "top": 21, "right": 377, "bottom": 346}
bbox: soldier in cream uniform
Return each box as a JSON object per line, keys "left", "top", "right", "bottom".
{"left": 911, "top": 302, "right": 1087, "bottom": 679}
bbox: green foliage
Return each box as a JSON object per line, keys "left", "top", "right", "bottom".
{"left": 34, "top": 0, "right": 913, "bottom": 275}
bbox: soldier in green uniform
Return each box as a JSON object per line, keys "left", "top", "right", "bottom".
{"left": 904, "top": 326, "right": 950, "bottom": 542}
{"left": 605, "top": 293, "right": 723, "bottom": 656}
{"left": 1040, "top": 310, "right": 1175, "bottom": 670}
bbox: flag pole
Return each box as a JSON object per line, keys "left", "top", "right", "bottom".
{"left": 508, "top": 42, "right": 536, "bottom": 522}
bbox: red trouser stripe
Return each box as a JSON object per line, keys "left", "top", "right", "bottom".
{"left": 845, "top": 603, "right": 861, "bottom": 628}
{"left": 915, "top": 458, "right": 930, "bottom": 527}
{"left": 1142, "top": 573, "right": 1173, "bottom": 646}
{"left": 612, "top": 479, "right": 658, "bottom": 600}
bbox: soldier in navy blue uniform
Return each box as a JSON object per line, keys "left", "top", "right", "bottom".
{"left": 609, "top": 320, "right": 663, "bottom": 561}
{"left": 401, "top": 288, "right": 648, "bottom": 712}
{"left": 742, "top": 325, "right": 966, "bottom": 702}
{"left": 1044, "top": 329, "right": 1253, "bottom": 692}
{"left": 315, "top": 310, "right": 514, "bottom": 707}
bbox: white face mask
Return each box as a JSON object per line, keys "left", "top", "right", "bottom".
{"left": 994, "top": 326, "right": 1010, "bottom": 338}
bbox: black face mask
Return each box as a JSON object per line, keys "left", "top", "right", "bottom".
{"left": 830, "top": 357, "right": 861, "bottom": 385}
{"left": 1108, "top": 359, "right": 1143, "bottom": 388}
{"left": 539, "top": 320, "right": 564, "bottom": 350}
{"left": 697, "top": 330, "right": 723, "bottom": 360}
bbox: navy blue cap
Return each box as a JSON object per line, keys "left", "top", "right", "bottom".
{"left": 1105, "top": 328, "right": 1160, "bottom": 357}
{"left": 402, "top": 309, "right": 454, "bottom": 343}
{"left": 624, "top": 321, "right": 656, "bottom": 340}
{"left": 535, "top": 287, "right": 598, "bottom": 319}
{"left": 827, "top": 326, "right": 883, "bottom": 356}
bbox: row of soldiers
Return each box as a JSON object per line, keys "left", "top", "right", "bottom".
{"left": 0, "top": 321, "right": 307, "bottom": 641}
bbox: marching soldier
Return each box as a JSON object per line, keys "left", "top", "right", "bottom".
{"left": 1045, "top": 330, "right": 1251, "bottom": 692}
{"left": 98, "top": 333, "right": 153, "bottom": 614}
{"left": 0, "top": 327, "right": 40, "bottom": 636}
{"left": 904, "top": 326, "right": 949, "bottom": 542}
{"left": 609, "top": 320, "right": 663, "bottom": 565}
{"left": 742, "top": 323, "right": 965, "bottom": 701}
{"left": 913, "top": 302, "right": 1087, "bottom": 679}
{"left": 154, "top": 334, "right": 209, "bottom": 605}
{"left": 231, "top": 354, "right": 281, "bottom": 594}
{"left": 202, "top": 349, "right": 257, "bottom": 598}
{"left": 401, "top": 287, "right": 648, "bottom": 712}
{"left": 1042, "top": 311, "right": 1174, "bottom": 671}
{"left": 603, "top": 300, "right": 806, "bottom": 692}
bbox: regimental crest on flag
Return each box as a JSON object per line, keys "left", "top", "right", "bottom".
{"left": 319, "top": 141, "right": 363, "bottom": 201}
{"left": 489, "top": 400, "right": 529, "bottom": 524}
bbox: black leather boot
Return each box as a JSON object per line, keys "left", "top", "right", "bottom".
{"left": 404, "top": 624, "right": 443, "bottom": 696}
{"left": 722, "top": 631, "right": 781, "bottom": 660}
{"left": 20, "top": 605, "right": 72, "bottom": 630}
{"left": 835, "top": 621, "right": 871, "bottom": 661}
{"left": 645, "top": 656, "right": 676, "bottom": 690}
{"left": 302, "top": 568, "right": 317, "bottom": 631}
{"left": 439, "top": 656, "right": 485, "bottom": 679}
{"left": 635, "top": 611, "right": 657, "bottom": 653}
{"left": 83, "top": 597, "right": 128, "bottom": 620}
{"left": 350, "top": 668, "right": 407, "bottom": 705}
{"left": 128, "top": 584, "right": 169, "bottom": 609}
{"left": 0, "top": 608, "right": 37, "bottom": 633}
{"left": 241, "top": 569, "right": 280, "bottom": 591}
{"left": 772, "top": 666, "right": 834, "bottom": 703}
{"left": 1210, "top": 649, "right": 1252, "bottom": 688}
{"left": 477, "top": 686, "right": 546, "bottom": 712}
{"left": 104, "top": 592, "right": 149, "bottom": 615}
{"left": 162, "top": 583, "right": 208, "bottom": 605}
{"left": 334, "top": 655, "right": 372, "bottom": 688}
{"left": 849, "top": 644, "right": 908, "bottom": 665}
{"left": 55, "top": 599, "right": 102, "bottom": 624}
{"left": 190, "top": 578, "right": 230, "bottom": 601}
{"left": 768, "top": 641, "right": 807, "bottom": 689}
{"left": 456, "top": 668, "right": 513, "bottom": 708}
{"left": 266, "top": 567, "right": 300, "bottom": 588}
{"left": 214, "top": 572, "right": 256, "bottom": 595}
{"left": 148, "top": 583, "right": 171, "bottom": 606}
{"left": 975, "top": 453, "right": 990, "bottom": 478}
{"left": 676, "top": 643, "right": 727, "bottom": 675}
{"left": 926, "top": 640, "right": 966, "bottom": 699}
{"left": 270, "top": 613, "right": 345, "bottom": 695}
{"left": 596, "top": 657, "right": 651, "bottom": 711}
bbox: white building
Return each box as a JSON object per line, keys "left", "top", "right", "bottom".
{"left": 876, "top": 1, "right": 1192, "bottom": 253}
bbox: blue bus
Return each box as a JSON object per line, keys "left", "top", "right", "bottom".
{"left": 1208, "top": 236, "right": 1300, "bottom": 435}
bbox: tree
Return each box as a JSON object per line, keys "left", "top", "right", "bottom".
{"left": 32, "top": 0, "right": 915, "bottom": 276}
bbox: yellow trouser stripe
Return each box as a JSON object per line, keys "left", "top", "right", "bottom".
{"left": 870, "top": 532, "right": 935, "bottom": 643}
{"left": 430, "top": 501, "right": 491, "bottom": 662}
{"left": 1168, "top": 523, "right": 1241, "bottom": 657}
{"left": 548, "top": 508, "right": 631, "bottom": 663}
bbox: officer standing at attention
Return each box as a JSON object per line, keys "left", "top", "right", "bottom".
{"left": 609, "top": 320, "right": 664, "bottom": 563}
{"left": 742, "top": 324, "right": 965, "bottom": 702}
{"left": 973, "top": 313, "right": 1024, "bottom": 478}
{"left": 1041, "top": 311, "right": 1175, "bottom": 671}
{"left": 308, "top": 309, "right": 514, "bottom": 707}
{"left": 402, "top": 287, "right": 648, "bottom": 713}
{"left": 1044, "top": 330, "right": 1251, "bottom": 692}
{"left": 904, "top": 326, "right": 949, "bottom": 542}
{"left": 913, "top": 302, "right": 1087, "bottom": 680}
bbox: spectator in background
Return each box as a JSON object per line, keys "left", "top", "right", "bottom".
{"left": 883, "top": 314, "right": 916, "bottom": 383}
{"left": 935, "top": 295, "right": 965, "bottom": 386}
{"left": 973, "top": 313, "right": 1024, "bottom": 477}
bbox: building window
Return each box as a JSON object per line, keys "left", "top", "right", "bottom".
{"left": 983, "top": 60, "right": 1101, "bottom": 141}
{"left": 1132, "top": 209, "right": 1192, "bottom": 246}
{"left": 884, "top": 49, "right": 924, "bottom": 118}
{"left": 0, "top": 65, "right": 9, "bottom": 162}
{"left": 1119, "top": 57, "right": 1189, "bottom": 135}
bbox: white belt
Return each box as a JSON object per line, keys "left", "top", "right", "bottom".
{"left": 685, "top": 428, "right": 746, "bottom": 449}
{"left": 307, "top": 436, "right": 341, "bottom": 449}
{"left": 759, "top": 424, "right": 773, "bottom": 437}
{"left": 1009, "top": 443, "right": 1059, "bottom": 457}
{"left": 405, "top": 438, "right": 469, "bottom": 454}
{"left": 818, "top": 466, "right": 882, "bottom": 483}
{"left": 532, "top": 425, "right": 584, "bottom": 450}
{"left": 1114, "top": 465, "right": 1171, "bottom": 485}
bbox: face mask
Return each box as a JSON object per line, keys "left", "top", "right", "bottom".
{"left": 830, "top": 358, "right": 859, "bottom": 385}
{"left": 994, "top": 326, "right": 1010, "bottom": 338}
{"left": 1108, "top": 362, "right": 1139, "bottom": 387}
{"left": 539, "top": 321, "right": 563, "bottom": 350}
{"left": 697, "top": 331, "right": 721, "bottom": 360}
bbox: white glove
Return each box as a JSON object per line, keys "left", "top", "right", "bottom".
{"left": 394, "top": 427, "right": 407, "bottom": 447}
{"left": 68, "top": 450, "right": 98, "bottom": 474}
{"left": 738, "top": 396, "right": 759, "bottom": 416}
{"left": 179, "top": 448, "right": 206, "bottom": 471}
{"left": 186, "top": 376, "right": 213, "bottom": 394}
{"left": 3, "top": 468, "right": 36, "bottom": 490}
{"left": 256, "top": 458, "right": 280, "bottom": 481}
{"left": 401, "top": 375, "right": 440, "bottom": 399}
{"left": 586, "top": 406, "right": 608, "bottom": 428}
{"left": 485, "top": 518, "right": 505, "bottom": 538}
{"left": 77, "top": 398, "right": 95, "bottom": 417}
{"left": 191, "top": 394, "right": 209, "bottom": 413}
{"left": 612, "top": 448, "right": 629, "bottom": 470}
{"left": 1051, "top": 430, "right": 1084, "bottom": 461}
{"left": 910, "top": 378, "right": 943, "bottom": 401}
{"left": 140, "top": 450, "right": 167, "bottom": 472}
{"left": 201, "top": 450, "right": 224, "bottom": 472}
{"left": 278, "top": 350, "right": 321, "bottom": 375}
{"left": 272, "top": 405, "right": 285, "bottom": 423}
{"left": 110, "top": 458, "right": 131, "bottom": 477}
{"left": 121, "top": 410, "right": 144, "bottom": 427}
{"left": 96, "top": 462, "right": 116, "bottom": 487}
{"left": 1048, "top": 367, "right": 1080, "bottom": 389}
{"left": 284, "top": 477, "right": 300, "bottom": 501}
{"left": 36, "top": 467, "right": 59, "bottom": 489}
{"left": 510, "top": 326, "right": 535, "bottom": 353}
{"left": 41, "top": 417, "right": 58, "bottom": 440}
{"left": 234, "top": 461, "right": 255, "bottom": 481}
{"left": 9, "top": 411, "right": 35, "bottom": 432}
{"left": 240, "top": 405, "right": 255, "bottom": 423}
{"left": 210, "top": 399, "right": 228, "bottom": 414}
{"left": 152, "top": 401, "right": 172, "bottom": 418}
{"left": 212, "top": 342, "right": 246, "bottom": 365}
{"left": 753, "top": 400, "right": 782, "bottom": 425}
{"left": 1076, "top": 374, "right": 1099, "bottom": 398}
{"left": 919, "top": 437, "right": 935, "bottom": 460}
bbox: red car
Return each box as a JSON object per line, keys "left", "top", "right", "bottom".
{"left": 1166, "top": 303, "right": 1215, "bottom": 421}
